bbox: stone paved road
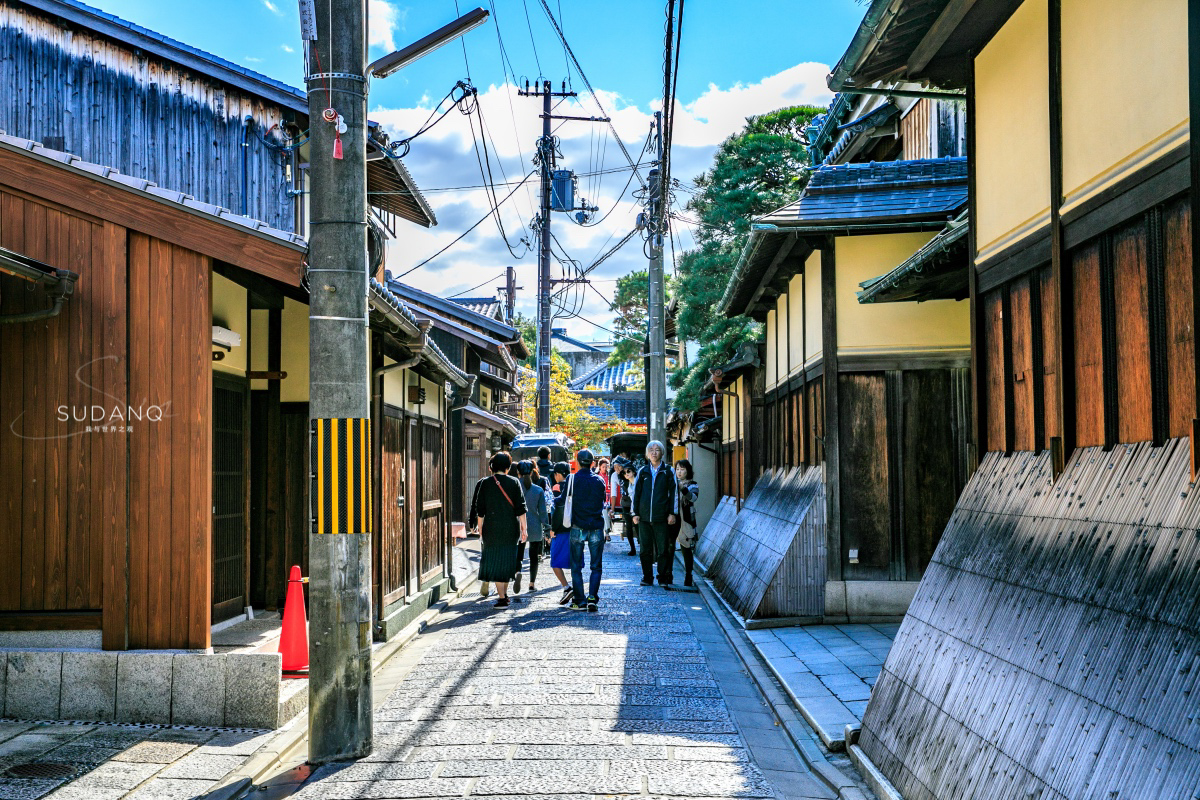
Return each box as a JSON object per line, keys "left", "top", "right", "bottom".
{"left": 292, "top": 540, "right": 836, "bottom": 800}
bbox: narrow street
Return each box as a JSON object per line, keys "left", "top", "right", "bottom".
{"left": 287, "top": 543, "right": 840, "bottom": 800}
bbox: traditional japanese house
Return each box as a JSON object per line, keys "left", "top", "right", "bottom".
{"left": 714, "top": 150, "right": 971, "bottom": 621}
{"left": 824, "top": 0, "right": 1200, "bottom": 797}
{"left": 570, "top": 359, "right": 647, "bottom": 429}
{"left": 384, "top": 279, "right": 528, "bottom": 534}
{"left": 0, "top": 1, "right": 464, "bottom": 727}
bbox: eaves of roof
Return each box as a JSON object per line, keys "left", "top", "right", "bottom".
{"left": 388, "top": 280, "right": 523, "bottom": 348}
{"left": 857, "top": 212, "right": 969, "bottom": 304}
{"left": 368, "top": 279, "right": 472, "bottom": 389}
{"left": 463, "top": 403, "right": 520, "bottom": 437}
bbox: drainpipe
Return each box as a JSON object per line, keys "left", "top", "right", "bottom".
{"left": 240, "top": 115, "right": 254, "bottom": 217}
{"left": 0, "top": 272, "right": 76, "bottom": 324}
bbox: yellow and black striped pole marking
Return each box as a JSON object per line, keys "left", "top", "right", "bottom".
{"left": 312, "top": 417, "right": 372, "bottom": 534}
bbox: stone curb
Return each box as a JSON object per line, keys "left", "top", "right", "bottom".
{"left": 695, "top": 578, "right": 869, "bottom": 800}
{"left": 846, "top": 734, "right": 905, "bottom": 800}
{"left": 202, "top": 567, "right": 481, "bottom": 799}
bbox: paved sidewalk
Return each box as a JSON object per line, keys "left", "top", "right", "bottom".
{"left": 747, "top": 625, "right": 898, "bottom": 749}
{"left": 0, "top": 720, "right": 273, "bottom": 799}
{"left": 286, "top": 540, "right": 837, "bottom": 800}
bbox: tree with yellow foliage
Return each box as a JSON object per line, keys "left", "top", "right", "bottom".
{"left": 518, "top": 352, "right": 628, "bottom": 449}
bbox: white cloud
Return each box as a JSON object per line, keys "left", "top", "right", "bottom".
{"left": 281, "top": 43, "right": 295, "bottom": 54}
{"left": 262, "top": 0, "right": 282, "bottom": 16}
{"left": 368, "top": 0, "right": 405, "bottom": 52}
{"left": 370, "top": 64, "right": 833, "bottom": 340}
{"left": 245, "top": 56, "right": 264, "bottom": 63}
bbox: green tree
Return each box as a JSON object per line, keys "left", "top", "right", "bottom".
{"left": 518, "top": 351, "right": 627, "bottom": 449}
{"left": 607, "top": 269, "right": 651, "bottom": 365}
{"left": 671, "top": 105, "right": 823, "bottom": 411}
{"left": 513, "top": 312, "right": 538, "bottom": 369}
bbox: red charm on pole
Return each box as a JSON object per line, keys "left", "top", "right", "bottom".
{"left": 279, "top": 565, "right": 309, "bottom": 672}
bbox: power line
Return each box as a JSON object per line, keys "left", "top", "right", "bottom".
{"left": 448, "top": 270, "right": 507, "bottom": 299}
{"left": 393, "top": 170, "right": 537, "bottom": 279}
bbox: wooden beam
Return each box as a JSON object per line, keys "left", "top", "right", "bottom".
{"left": 821, "top": 241, "right": 842, "bottom": 583}
{"left": 0, "top": 147, "right": 304, "bottom": 288}
{"left": 1049, "top": 0, "right": 1076, "bottom": 462}
{"left": 1190, "top": 0, "right": 1200, "bottom": 461}
{"left": 746, "top": 234, "right": 798, "bottom": 312}
{"left": 968, "top": 56, "right": 985, "bottom": 471}
{"left": 908, "top": 0, "right": 981, "bottom": 75}
{"left": 100, "top": 221, "right": 129, "bottom": 650}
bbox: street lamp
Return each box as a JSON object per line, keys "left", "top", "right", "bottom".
{"left": 367, "top": 7, "right": 489, "bottom": 78}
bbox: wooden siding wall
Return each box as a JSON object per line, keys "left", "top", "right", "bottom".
{"left": 127, "top": 232, "right": 212, "bottom": 649}
{"left": 980, "top": 197, "right": 1194, "bottom": 452}
{"left": 0, "top": 190, "right": 120, "bottom": 628}
{"left": 761, "top": 376, "right": 825, "bottom": 473}
{"left": 0, "top": 5, "right": 297, "bottom": 232}
{"left": 901, "top": 98, "right": 968, "bottom": 161}
{"left": 0, "top": 190, "right": 212, "bottom": 648}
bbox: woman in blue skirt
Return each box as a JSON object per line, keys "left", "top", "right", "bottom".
{"left": 548, "top": 462, "right": 574, "bottom": 605}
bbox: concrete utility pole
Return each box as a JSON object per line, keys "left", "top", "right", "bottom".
{"left": 518, "top": 80, "right": 576, "bottom": 432}
{"left": 306, "top": 0, "right": 373, "bottom": 764}
{"left": 646, "top": 112, "right": 668, "bottom": 446}
{"left": 504, "top": 265, "right": 517, "bottom": 325}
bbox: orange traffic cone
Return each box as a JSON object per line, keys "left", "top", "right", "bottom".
{"left": 279, "top": 565, "right": 309, "bottom": 673}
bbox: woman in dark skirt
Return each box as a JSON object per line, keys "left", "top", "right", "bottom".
{"left": 469, "top": 452, "right": 528, "bottom": 608}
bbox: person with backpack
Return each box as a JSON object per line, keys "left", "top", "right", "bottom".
{"left": 468, "top": 452, "right": 528, "bottom": 608}
{"left": 630, "top": 440, "right": 677, "bottom": 588}
{"left": 548, "top": 461, "right": 574, "bottom": 604}
{"left": 513, "top": 460, "right": 550, "bottom": 593}
{"left": 555, "top": 448, "right": 608, "bottom": 612}
{"left": 674, "top": 459, "right": 700, "bottom": 587}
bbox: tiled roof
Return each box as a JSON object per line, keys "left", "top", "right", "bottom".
{"left": 449, "top": 296, "right": 502, "bottom": 319}
{"left": 0, "top": 131, "right": 305, "bottom": 249}
{"left": 368, "top": 279, "right": 472, "bottom": 389}
{"left": 757, "top": 157, "right": 967, "bottom": 228}
{"left": 388, "top": 280, "right": 521, "bottom": 344}
{"left": 585, "top": 396, "right": 647, "bottom": 424}
{"left": 569, "top": 359, "right": 642, "bottom": 391}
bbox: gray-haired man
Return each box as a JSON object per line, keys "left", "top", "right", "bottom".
{"left": 630, "top": 440, "right": 677, "bottom": 588}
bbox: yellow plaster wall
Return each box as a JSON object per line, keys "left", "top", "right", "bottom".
{"left": 1061, "top": 0, "right": 1188, "bottom": 210}
{"left": 765, "top": 310, "right": 777, "bottom": 388}
{"left": 774, "top": 295, "right": 788, "bottom": 385}
{"left": 974, "top": 0, "right": 1051, "bottom": 262}
{"left": 835, "top": 234, "right": 970, "bottom": 350}
{"left": 280, "top": 298, "right": 310, "bottom": 403}
{"left": 480, "top": 385, "right": 493, "bottom": 411}
{"left": 804, "top": 252, "right": 822, "bottom": 363}
{"left": 722, "top": 375, "right": 744, "bottom": 444}
{"left": 787, "top": 274, "right": 804, "bottom": 375}
{"left": 211, "top": 272, "right": 247, "bottom": 376}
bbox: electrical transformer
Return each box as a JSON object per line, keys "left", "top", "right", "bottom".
{"left": 550, "top": 169, "right": 575, "bottom": 211}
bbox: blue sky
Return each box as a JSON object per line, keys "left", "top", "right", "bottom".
{"left": 95, "top": 0, "right": 866, "bottom": 338}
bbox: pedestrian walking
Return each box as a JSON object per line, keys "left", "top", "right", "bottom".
{"left": 513, "top": 460, "right": 549, "bottom": 592}
{"left": 556, "top": 448, "right": 608, "bottom": 612}
{"left": 674, "top": 459, "right": 700, "bottom": 587}
{"left": 548, "top": 461, "right": 574, "bottom": 604}
{"left": 631, "top": 440, "right": 677, "bottom": 588}
{"left": 469, "top": 452, "right": 528, "bottom": 608}
{"left": 597, "top": 457, "right": 612, "bottom": 541}
{"left": 536, "top": 446, "right": 553, "bottom": 484}
{"left": 618, "top": 461, "right": 637, "bottom": 556}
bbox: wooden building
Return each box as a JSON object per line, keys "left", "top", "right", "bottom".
{"left": 716, "top": 155, "right": 971, "bottom": 620}
{"left": 0, "top": 132, "right": 467, "bottom": 653}
{"left": 824, "top": 0, "right": 1200, "bottom": 797}
{"left": 0, "top": 0, "right": 471, "bottom": 658}
{"left": 384, "top": 279, "right": 529, "bottom": 536}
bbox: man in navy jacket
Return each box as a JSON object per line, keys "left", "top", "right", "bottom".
{"left": 631, "top": 440, "right": 677, "bottom": 587}
{"left": 555, "top": 448, "right": 608, "bottom": 611}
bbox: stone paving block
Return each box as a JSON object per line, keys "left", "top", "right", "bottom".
{"left": 673, "top": 745, "right": 752, "bottom": 762}
{"left": 72, "top": 726, "right": 151, "bottom": 750}
{"left": 647, "top": 773, "right": 777, "bottom": 797}
{"left": 43, "top": 784, "right": 127, "bottom": 799}
{"left": 68, "top": 761, "right": 163, "bottom": 789}
{"left": 779, "top": 671, "right": 831, "bottom": 699}
{"left": 115, "top": 653, "right": 173, "bottom": 723}
{"left": 147, "top": 729, "right": 217, "bottom": 745}
{"left": 197, "top": 729, "right": 274, "bottom": 755}
{"left": 610, "top": 719, "right": 738, "bottom": 734}
{"left": 0, "top": 776, "right": 64, "bottom": 798}
{"left": 630, "top": 733, "right": 742, "bottom": 747}
{"left": 5, "top": 651, "right": 62, "bottom": 720}
{"left": 0, "top": 722, "right": 36, "bottom": 747}
{"left": 472, "top": 775, "right": 641, "bottom": 795}
{"left": 406, "top": 744, "right": 507, "bottom": 761}
{"left": 111, "top": 740, "right": 197, "bottom": 764}
{"left": 439, "top": 759, "right": 605, "bottom": 777}
{"left": 60, "top": 652, "right": 117, "bottom": 722}
{"left": 170, "top": 654, "right": 226, "bottom": 726}
{"left": 41, "top": 743, "right": 123, "bottom": 765}
{"left": 157, "top": 751, "right": 246, "bottom": 780}
{"left": 0, "top": 732, "right": 74, "bottom": 765}
{"left": 123, "top": 777, "right": 217, "bottom": 799}
{"left": 511, "top": 744, "right": 668, "bottom": 760}
{"left": 224, "top": 653, "right": 280, "bottom": 729}
{"left": 489, "top": 727, "right": 625, "bottom": 745}
{"left": 611, "top": 759, "right": 768, "bottom": 779}
{"left": 307, "top": 762, "right": 437, "bottom": 782}
{"left": 293, "top": 777, "right": 470, "bottom": 798}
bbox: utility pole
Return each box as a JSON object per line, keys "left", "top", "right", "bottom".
{"left": 518, "top": 80, "right": 576, "bottom": 432}
{"left": 503, "top": 265, "right": 518, "bottom": 325}
{"left": 646, "top": 111, "right": 668, "bottom": 446}
{"left": 305, "top": 0, "right": 372, "bottom": 764}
